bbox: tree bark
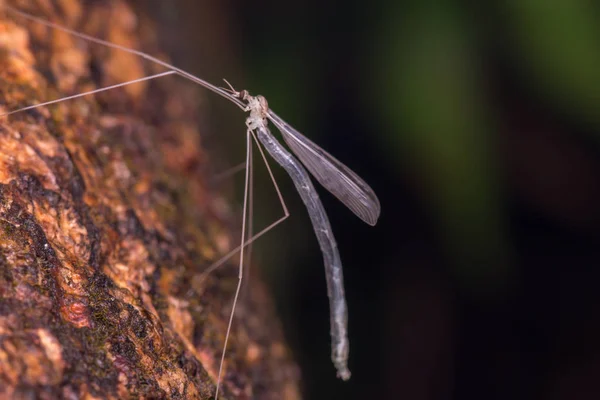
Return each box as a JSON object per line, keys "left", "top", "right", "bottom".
{"left": 0, "top": 1, "right": 299, "bottom": 399}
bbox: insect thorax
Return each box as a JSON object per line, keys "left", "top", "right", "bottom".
{"left": 244, "top": 93, "right": 269, "bottom": 130}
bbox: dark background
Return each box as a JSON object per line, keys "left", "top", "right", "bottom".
{"left": 143, "top": 1, "right": 600, "bottom": 399}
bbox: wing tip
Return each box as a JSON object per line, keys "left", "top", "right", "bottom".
{"left": 363, "top": 209, "right": 381, "bottom": 226}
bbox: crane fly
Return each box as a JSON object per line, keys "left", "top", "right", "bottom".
{"left": 3, "top": 4, "right": 381, "bottom": 399}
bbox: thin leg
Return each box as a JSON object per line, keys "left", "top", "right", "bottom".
{"left": 198, "top": 129, "right": 289, "bottom": 280}
{"left": 0, "top": 71, "right": 176, "bottom": 117}
{"left": 214, "top": 130, "right": 252, "bottom": 400}
{"left": 211, "top": 162, "right": 247, "bottom": 183}
{"left": 250, "top": 129, "right": 289, "bottom": 218}
{"left": 242, "top": 139, "right": 254, "bottom": 299}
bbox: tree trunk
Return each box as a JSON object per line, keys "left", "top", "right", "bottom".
{"left": 0, "top": 1, "right": 299, "bottom": 399}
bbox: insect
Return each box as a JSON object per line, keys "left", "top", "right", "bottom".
{"left": 3, "top": 4, "right": 381, "bottom": 398}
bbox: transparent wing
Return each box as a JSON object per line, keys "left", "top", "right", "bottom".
{"left": 267, "top": 110, "right": 381, "bottom": 226}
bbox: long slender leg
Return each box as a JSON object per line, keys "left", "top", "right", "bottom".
{"left": 212, "top": 162, "right": 247, "bottom": 183}
{"left": 242, "top": 139, "right": 254, "bottom": 298}
{"left": 198, "top": 129, "right": 289, "bottom": 280}
{"left": 214, "top": 129, "right": 252, "bottom": 400}
{"left": 0, "top": 71, "right": 176, "bottom": 117}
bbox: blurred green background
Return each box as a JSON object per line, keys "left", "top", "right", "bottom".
{"left": 145, "top": 0, "right": 600, "bottom": 398}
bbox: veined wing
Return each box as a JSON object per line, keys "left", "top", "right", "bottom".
{"left": 267, "top": 110, "right": 380, "bottom": 226}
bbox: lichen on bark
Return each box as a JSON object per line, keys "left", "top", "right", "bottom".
{"left": 0, "top": 1, "right": 299, "bottom": 399}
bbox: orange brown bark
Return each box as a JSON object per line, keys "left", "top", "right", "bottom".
{"left": 0, "top": 1, "right": 299, "bottom": 398}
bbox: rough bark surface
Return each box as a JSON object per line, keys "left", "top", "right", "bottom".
{"left": 0, "top": 1, "right": 300, "bottom": 399}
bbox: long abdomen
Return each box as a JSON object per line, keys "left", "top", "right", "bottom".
{"left": 255, "top": 126, "right": 351, "bottom": 380}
